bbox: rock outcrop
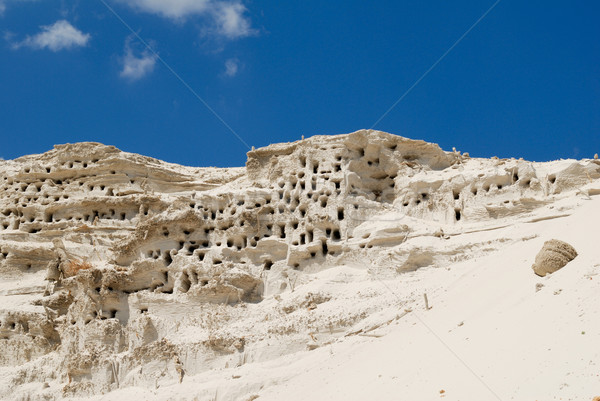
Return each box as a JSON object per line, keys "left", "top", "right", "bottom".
{"left": 532, "top": 239, "right": 578, "bottom": 277}
{"left": 0, "top": 129, "right": 599, "bottom": 399}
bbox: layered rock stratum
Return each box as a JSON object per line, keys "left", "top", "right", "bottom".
{"left": 1, "top": 130, "right": 600, "bottom": 400}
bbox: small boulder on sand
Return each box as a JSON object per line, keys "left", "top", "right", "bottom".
{"left": 532, "top": 239, "right": 578, "bottom": 277}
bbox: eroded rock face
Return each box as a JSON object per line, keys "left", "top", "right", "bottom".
{"left": 0, "top": 129, "right": 599, "bottom": 399}
{"left": 532, "top": 239, "right": 578, "bottom": 277}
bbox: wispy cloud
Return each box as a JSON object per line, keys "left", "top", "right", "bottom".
{"left": 116, "top": 0, "right": 255, "bottom": 39}
{"left": 119, "top": 0, "right": 211, "bottom": 19}
{"left": 224, "top": 58, "right": 238, "bottom": 77}
{"left": 120, "top": 38, "right": 158, "bottom": 81}
{"left": 0, "top": 0, "right": 38, "bottom": 17}
{"left": 12, "top": 20, "right": 90, "bottom": 51}
{"left": 214, "top": 2, "right": 253, "bottom": 39}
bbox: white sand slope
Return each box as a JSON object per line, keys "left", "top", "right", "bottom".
{"left": 254, "top": 196, "right": 600, "bottom": 401}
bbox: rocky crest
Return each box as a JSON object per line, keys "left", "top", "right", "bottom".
{"left": 1, "top": 130, "right": 599, "bottom": 400}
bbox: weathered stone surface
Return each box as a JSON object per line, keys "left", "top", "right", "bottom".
{"left": 532, "top": 239, "right": 578, "bottom": 277}
{"left": 0, "top": 129, "right": 598, "bottom": 399}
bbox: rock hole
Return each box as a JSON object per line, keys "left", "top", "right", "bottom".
{"left": 278, "top": 224, "right": 286, "bottom": 239}
{"left": 181, "top": 272, "right": 190, "bottom": 293}
{"left": 264, "top": 260, "right": 273, "bottom": 270}
{"left": 300, "top": 156, "right": 306, "bottom": 167}
{"left": 455, "top": 209, "right": 462, "bottom": 221}
{"left": 321, "top": 240, "right": 328, "bottom": 255}
{"left": 453, "top": 190, "right": 460, "bottom": 200}
{"left": 549, "top": 175, "right": 556, "bottom": 184}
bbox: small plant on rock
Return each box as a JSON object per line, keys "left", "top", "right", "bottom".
{"left": 65, "top": 259, "right": 93, "bottom": 276}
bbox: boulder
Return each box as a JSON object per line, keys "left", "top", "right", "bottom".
{"left": 532, "top": 239, "right": 578, "bottom": 277}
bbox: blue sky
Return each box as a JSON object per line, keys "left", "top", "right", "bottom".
{"left": 0, "top": 1, "right": 598, "bottom": 167}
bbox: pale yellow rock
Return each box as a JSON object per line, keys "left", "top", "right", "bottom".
{"left": 531, "top": 239, "right": 578, "bottom": 277}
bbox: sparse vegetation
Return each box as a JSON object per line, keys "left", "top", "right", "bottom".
{"left": 65, "top": 259, "right": 93, "bottom": 276}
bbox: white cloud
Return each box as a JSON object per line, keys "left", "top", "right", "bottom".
{"left": 224, "top": 58, "right": 238, "bottom": 77}
{"left": 0, "top": 0, "right": 38, "bottom": 16}
{"left": 13, "top": 20, "right": 90, "bottom": 51}
{"left": 120, "top": 39, "right": 158, "bottom": 81}
{"left": 120, "top": 0, "right": 211, "bottom": 19}
{"left": 214, "top": 2, "right": 252, "bottom": 39}
{"left": 117, "top": 0, "right": 255, "bottom": 39}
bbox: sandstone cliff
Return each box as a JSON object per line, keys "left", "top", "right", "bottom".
{"left": 1, "top": 130, "right": 599, "bottom": 400}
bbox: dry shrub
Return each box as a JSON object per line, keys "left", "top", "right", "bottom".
{"left": 65, "top": 259, "right": 93, "bottom": 276}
